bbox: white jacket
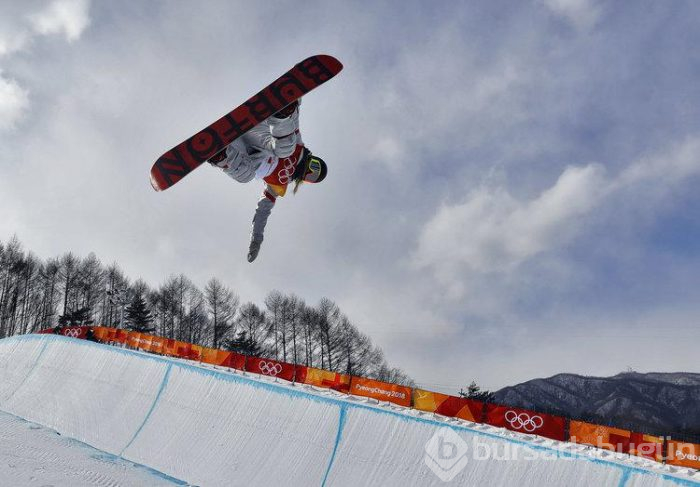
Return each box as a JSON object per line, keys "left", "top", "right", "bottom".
{"left": 220, "top": 104, "right": 303, "bottom": 242}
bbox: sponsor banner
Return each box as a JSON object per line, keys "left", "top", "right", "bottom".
{"left": 102, "top": 327, "right": 119, "bottom": 343}
{"left": 245, "top": 356, "right": 296, "bottom": 382}
{"left": 189, "top": 344, "right": 203, "bottom": 361}
{"left": 166, "top": 340, "right": 192, "bottom": 358}
{"left": 349, "top": 376, "right": 412, "bottom": 407}
{"left": 114, "top": 329, "right": 129, "bottom": 344}
{"left": 131, "top": 333, "right": 155, "bottom": 351}
{"left": 486, "top": 404, "right": 566, "bottom": 441}
{"left": 172, "top": 341, "right": 192, "bottom": 359}
{"left": 91, "top": 327, "right": 111, "bottom": 342}
{"left": 223, "top": 351, "right": 246, "bottom": 370}
{"left": 413, "top": 389, "right": 483, "bottom": 423}
{"left": 126, "top": 332, "right": 143, "bottom": 349}
{"left": 161, "top": 339, "right": 179, "bottom": 357}
{"left": 149, "top": 336, "right": 166, "bottom": 354}
{"left": 200, "top": 347, "right": 221, "bottom": 365}
{"left": 295, "top": 366, "right": 351, "bottom": 393}
{"left": 569, "top": 421, "right": 664, "bottom": 461}
{"left": 200, "top": 348, "right": 245, "bottom": 368}
{"left": 37, "top": 327, "right": 55, "bottom": 334}
{"left": 667, "top": 440, "right": 700, "bottom": 470}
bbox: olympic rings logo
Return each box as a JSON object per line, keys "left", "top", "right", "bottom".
{"left": 504, "top": 410, "right": 544, "bottom": 433}
{"left": 63, "top": 328, "right": 82, "bottom": 338}
{"left": 277, "top": 157, "right": 297, "bottom": 185}
{"left": 259, "top": 360, "right": 283, "bottom": 376}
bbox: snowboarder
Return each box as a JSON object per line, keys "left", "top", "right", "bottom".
{"left": 207, "top": 99, "right": 327, "bottom": 262}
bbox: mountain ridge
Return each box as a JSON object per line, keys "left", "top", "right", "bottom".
{"left": 493, "top": 372, "right": 700, "bottom": 439}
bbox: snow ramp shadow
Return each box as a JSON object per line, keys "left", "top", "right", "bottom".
{"left": 0, "top": 335, "right": 697, "bottom": 486}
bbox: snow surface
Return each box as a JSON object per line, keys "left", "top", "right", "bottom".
{"left": 0, "top": 334, "right": 698, "bottom": 487}
{"left": 0, "top": 410, "right": 183, "bottom": 486}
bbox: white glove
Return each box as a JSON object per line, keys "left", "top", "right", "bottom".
{"left": 224, "top": 150, "right": 257, "bottom": 183}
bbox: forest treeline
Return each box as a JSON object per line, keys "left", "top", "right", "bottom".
{"left": 0, "top": 236, "right": 413, "bottom": 386}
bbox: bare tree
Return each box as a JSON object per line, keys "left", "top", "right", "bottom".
{"left": 0, "top": 237, "right": 414, "bottom": 386}
{"left": 204, "top": 277, "right": 239, "bottom": 349}
{"left": 58, "top": 252, "right": 80, "bottom": 318}
{"left": 101, "top": 263, "right": 130, "bottom": 327}
{"left": 264, "top": 291, "right": 285, "bottom": 359}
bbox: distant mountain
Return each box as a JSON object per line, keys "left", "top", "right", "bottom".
{"left": 493, "top": 372, "right": 700, "bottom": 438}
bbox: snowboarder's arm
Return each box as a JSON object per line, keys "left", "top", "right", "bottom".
{"left": 248, "top": 186, "right": 277, "bottom": 262}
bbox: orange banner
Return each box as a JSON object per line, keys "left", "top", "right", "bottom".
{"left": 148, "top": 336, "right": 164, "bottom": 354}
{"left": 295, "top": 366, "right": 351, "bottom": 393}
{"left": 245, "top": 357, "right": 296, "bottom": 382}
{"left": 224, "top": 351, "right": 246, "bottom": 370}
{"left": 189, "top": 344, "right": 203, "bottom": 361}
{"left": 667, "top": 440, "right": 700, "bottom": 469}
{"left": 114, "top": 329, "right": 129, "bottom": 344}
{"left": 569, "top": 420, "right": 663, "bottom": 461}
{"left": 200, "top": 347, "right": 221, "bottom": 365}
{"left": 91, "top": 326, "right": 111, "bottom": 342}
{"left": 200, "top": 347, "right": 243, "bottom": 367}
{"left": 104, "top": 328, "right": 119, "bottom": 343}
{"left": 161, "top": 338, "right": 178, "bottom": 356}
{"left": 134, "top": 333, "right": 154, "bottom": 351}
{"left": 350, "top": 376, "right": 411, "bottom": 407}
{"left": 126, "top": 332, "right": 142, "bottom": 349}
{"left": 413, "top": 389, "right": 483, "bottom": 422}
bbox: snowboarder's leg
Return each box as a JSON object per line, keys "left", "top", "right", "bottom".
{"left": 268, "top": 100, "right": 301, "bottom": 158}
{"left": 208, "top": 139, "right": 260, "bottom": 183}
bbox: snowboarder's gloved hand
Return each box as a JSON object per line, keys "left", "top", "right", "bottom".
{"left": 207, "top": 148, "right": 228, "bottom": 168}
{"left": 226, "top": 151, "right": 257, "bottom": 183}
{"left": 247, "top": 238, "right": 262, "bottom": 263}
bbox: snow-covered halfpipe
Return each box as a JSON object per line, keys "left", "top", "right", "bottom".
{"left": 0, "top": 334, "right": 697, "bottom": 486}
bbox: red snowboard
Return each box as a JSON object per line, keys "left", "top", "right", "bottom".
{"left": 150, "top": 54, "right": 343, "bottom": 191}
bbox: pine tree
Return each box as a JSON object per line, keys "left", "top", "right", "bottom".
{"left": 459, "top": 381, "right": 495, "bottom": 403}
{"left": 125, "top": 293, "right": 154, "bottom": 333}
{"left": 58, "top": 306, "right": 93, "bottom": 326}
{"left": 225, "top": 331, "right": 262, "bottom": 356}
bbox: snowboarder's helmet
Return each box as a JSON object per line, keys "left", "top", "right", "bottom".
{"left": 302, "top": 152, "right": 327, "bottom": 184}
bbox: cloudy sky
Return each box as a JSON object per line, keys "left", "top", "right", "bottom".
{"left": 1, "top": 0, "right": 699, "bottom": 391}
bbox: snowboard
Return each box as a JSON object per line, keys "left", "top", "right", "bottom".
{"left": 150, "top": 54, "right": 343, "bottom": 191}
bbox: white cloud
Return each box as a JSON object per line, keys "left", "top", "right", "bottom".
{"left": 617, "top": 137, "right": 700, "bottom": 189}
{"left": 0, "top": 1, "right": 91, "bottom": 57}
{"left": 0, "top": 32, "right": 28, "bottom": 57}
{"left": 413, "top": 136, "right": 700, "bottom": 297}
{"left": 542, "top": 0, "right": 602, "bottom": 30}
{"left": 0, "top": 73, "right": 30, "bottom": 131}
{"left": 29, "top": 0, "right": 91, "bottom": 42}
{"left": 413, "top": 164, "right": 607, "bottom": 286}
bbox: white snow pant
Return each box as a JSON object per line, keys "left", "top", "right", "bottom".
{"left": 222, "top": 103, "right": 302, "bottom": 183}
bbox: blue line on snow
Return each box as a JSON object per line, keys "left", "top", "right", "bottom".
{"left": 4, "top": 335, "right": 699, "bottom": 487}
{"left": 619, "top": 468, "right": 633, "bottom": 487}
{"left": 322, "top": 404, "right": 348, "bottom": 487}
{"left": 119, "top": 362, "right": 173, "bottom": 457}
